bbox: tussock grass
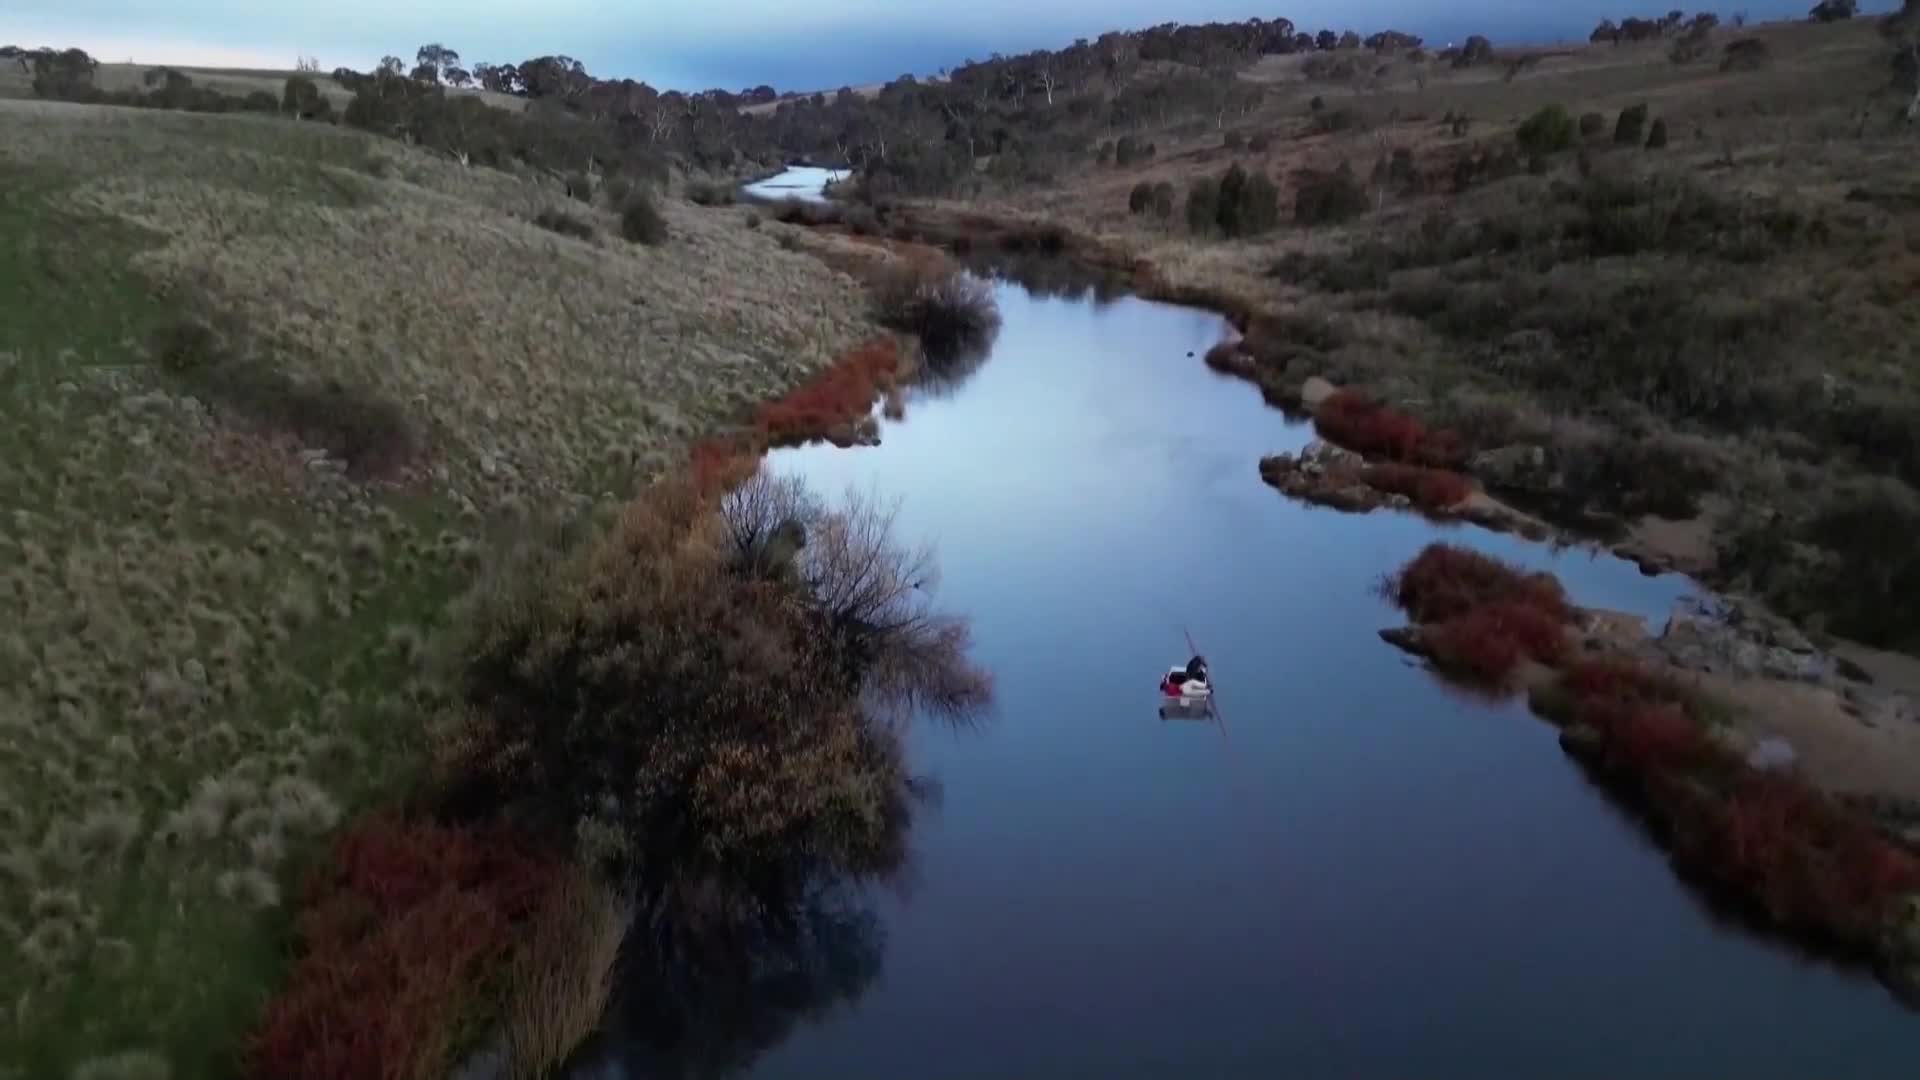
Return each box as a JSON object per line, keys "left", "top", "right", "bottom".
{"left": 502, "top": 870, "right": 626, "bottom": 1079}
{"left": 0, "top": 98, "right": 869, "bottom": 1076}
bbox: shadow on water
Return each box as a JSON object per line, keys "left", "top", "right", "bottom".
{"left": 565, "top": 881, "right": 888, "bottom": 1080}
{"left": 563, "top": 779, "right": 936, "bottom": 1080}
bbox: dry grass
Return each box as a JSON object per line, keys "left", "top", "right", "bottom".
{"left": 0, "top": 98, "right": 868, "bottom": 1076}
{"left": 501, "top": 870, "right": 626, "bottom": 1079}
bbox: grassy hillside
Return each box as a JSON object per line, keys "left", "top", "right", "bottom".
{"left": 0, "top": 61, "right": 528, "bottom": 113}
{"left": 940, "top": 17, "right": 1920, "bottom": 650}
{"left": 0, "top": 98, "right": 867, "bottom": 1076}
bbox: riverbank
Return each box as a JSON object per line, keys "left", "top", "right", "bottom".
{"left": 0, "top": 101, "right": 877, "bottom": 1076}
{"left": 882, "top": 17, "right": 1920, "bottom": 657}
{"left": 1373, "top": 543, "right": 1920, "bottom": 1002}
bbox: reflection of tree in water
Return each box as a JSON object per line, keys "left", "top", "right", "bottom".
{"left": 967, "top": 253, "right": 1130, "bottom": 307}
{"left": 905, "top": 253, "right": 1131, "bottom": 403}
{"left": 911, "top": 338, "right": 994, "bottom": 400}
{"left": 565, "top": 779, "right": 934, "bottom": 1080}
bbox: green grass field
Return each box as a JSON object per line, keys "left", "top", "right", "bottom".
{"left": 0, "top": 98, "right": 867, "bottom": 1077}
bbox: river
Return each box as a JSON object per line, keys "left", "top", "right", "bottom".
{"left": 563, "top": 171, "right": 1920, "bottom": 1078}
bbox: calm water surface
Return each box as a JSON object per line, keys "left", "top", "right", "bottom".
{"left": 571, "top": 173, "right": 1919, "bottom": 1079}
{"left": 741, "top": 166, "right": 849, "bottom": 204}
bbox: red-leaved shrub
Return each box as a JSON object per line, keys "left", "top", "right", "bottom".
{"left": 1691, "top": 773, "right": 1920, "bottom": 949}
{"left": 1547, "top": 654, "right": 1920, "bottom": 958}
{"left": 690, "top": 436, "right": 757, "bottom": 497}
{"left": 753, "top": 338, "right": 900, "bottom": 447}
{"left": 1364, "top": 463, "right": 1473, "bottom": 511}
{"left": 248, "top": 816, "right": 561, "bottom": 1080}
{"left": 1315, "top": 390, "right": 1465, "bottom": 467}
{"left": 1425, "top": 598, "right": 1569, "bottom": 684}
{"left": 1426, "top": 608, "right": 1526, "bottom": 682}
{"left": 1391, "top": 543, "right": 1572, "bottom": 625}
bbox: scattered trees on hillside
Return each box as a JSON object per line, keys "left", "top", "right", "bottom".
{"left": 1453, "top": 35, "right": 1496, "bottom": 68}
{"left": 414, "top": 43, "right": 461, "bottom": 85}
{"left": 1365, "top": 30, "right": 1423, "bottom": 53}
{"left": 1515, "top": 104, "right": 1577, "bottom": 154}
{"left": 29, "top": 47, "right": 96, "bottom": 99}
{"left": 282, "top": 75, "right": 330, "bottom": 120}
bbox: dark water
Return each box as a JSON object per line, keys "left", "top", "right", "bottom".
{"left": 570, "top": 177, "right": 1920, "bottom": 1078}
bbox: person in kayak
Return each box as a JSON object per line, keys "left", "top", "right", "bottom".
{"left": 1160, "top": 655, "right": 1210, "bottom": 697}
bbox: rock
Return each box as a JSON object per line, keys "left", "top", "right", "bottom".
{"left": 182, "top": 659, "right": 208, "bottom": 686}
{"left": 1299, "top": 376, "right": 1338, "bottom": 410}
{"left": 1656, "top": 595, "right": 1833, "bottom": 683}
{"left": 1469, "top": 444, "right": 1554, "bottom": 492}
{"left": 1558, "top": 724, "right": 1605, "bottom": 762}
{"left": 1378, "top": 626, "right": 1427, "bottom": 656}
{"left": 1746, "top": 736, "right": 1797, "bottom": 772}
{"left": 56, "top": 381, "right": 78, "bottom": 393}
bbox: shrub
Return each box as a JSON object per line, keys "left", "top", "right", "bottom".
{"left": 1129, "top": 180, "right": 1155, "bottom": 215}
{"left": 1515, "top": 104, "right": 1578, "bottom": 155}
{"left": 1249, "top": 132, "right": 1273, "bottom": 152}
{"left": 242, "top": 90, "right": 280, "bottom": 112}
{"left": 872, "top": 267, "right": 1002, "bottom": 360}
{"left": 1809, "top": 0, "right": 1856, "bottom": 22}
{"left": 444, "top": 469, "right": 989, "bottom": 886}
{"left": 620, "top": 192, "right": 668, "bottom": 245}
{"left": 1294, "top": 162, "right": 1370, "bottom": 225}
{"left": 1315, "top": 390, "right": 1466, "bottom": 466}
{"left": 1114, "top": 135, "right": 1157, "bottom": 166}
{"left": 745, "top": 211, "right": 761, "bottom": 229}
{"left": 1151, "top": 181, "right": 1176, "bottom": 219}
{"left": 533, "top": 208, "right": 594, "bottom": 241}
{"left": 1389, "top": 542, "right": 1572, "bottom": 625}
{"left": 1186, "top": 176, "right": 1221, "bottom": 233}
{"left": 282, "top": 74, "right": 325, "bottom": 118}
{"left": 1224, "top": 129, "right": 1245, "bottom": 150}
{"left": 686, "top": 179, "right": 735, "bottom": 206}
{"left": 601, "top": 176, "right": 633, "bottom": 209}
{"left": 1211, "top": 163, "right": 1280, "bottom": 237}
{"left": 1646, "top": 117, "right": 1670, "bottom": 149}
{"left": 1363, "top": 463, "right": 1473, "bottom": 510}
{"left": 565, "top": 172, "right": 593, "bottom": 202}
{"left": 1579, "top": 111, "right": 1606, "bottom": 137}
{"left": 247, "top": 817, "right": 558, "bottom": 1080}
{"left": 1453, "top": 34, "right": 1495, "bottom": 68}
{"left": 754, "top": 339, "right": 901, "bottom": 446}
{"left": 1614, "top": 103, "right": 1650, "bottom": 144}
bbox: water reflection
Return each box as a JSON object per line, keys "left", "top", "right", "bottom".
{"left": 741, "top": 166, "right": 848, "bottom": 205}
{"left": 568, "top": 882, "right": 888, "bottom": 1080}
{"left": 564, "top": 780, "right": 929, "bottom": 1080}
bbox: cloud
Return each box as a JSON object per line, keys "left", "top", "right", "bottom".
{"left": 0, "top": 1, "right": 1859, "bottom": 92}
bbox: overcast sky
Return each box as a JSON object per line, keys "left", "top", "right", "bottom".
{"left": 0, "top": 1, "right": 1861, "bottom": 91}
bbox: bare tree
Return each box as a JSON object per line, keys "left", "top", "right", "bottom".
{"left": 647, "top": 101, "right": 676, "bottom": 142}
{"left": 797, "top": 486, "right": 991, "bottom": 725}
{"left": 1035, "top": 60, "right": 1060, "bottom": 106}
